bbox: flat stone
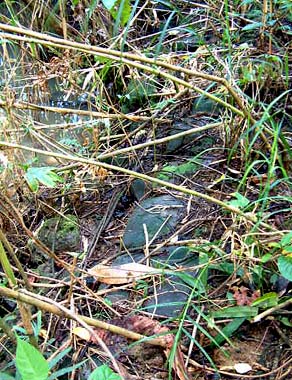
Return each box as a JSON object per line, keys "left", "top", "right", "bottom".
{"left": 123, "top": 195, "right": 185, "bottom": 249}
{"left": 130, "top": 179, "right": 146, "bottom": 201}
{"left": 142, "top": 276, "right": 191, "bottom": 316}
{"left": 105, "top": 246, "right": 198, "bottom": 317}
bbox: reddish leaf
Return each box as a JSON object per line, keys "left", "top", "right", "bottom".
{"left": 232, "top": 286, "right": 260, "bottom": 306}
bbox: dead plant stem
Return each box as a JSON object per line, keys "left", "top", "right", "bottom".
{"left": 0, "top": 24, "right": 248, "bottom": 118}
{"left": 0, "top": 286, "right": 168, "bottom": 348}
{"left": 0, "top": 99, "right": 156, "bottom": 122}
{"left": 98, "top": 122, "right": 222, "bottom": 159}
{"left": 0, "top": 194, "right": 120, "bottom": 316}
{"left": 19, "top": 289, "right": 123, "bottom": 378}
{"left": 0, "top": 229, "right": 32, "bottom": 290}
{"left": 252, "top": 297, "right": 292, "bottom": 323}
{"left": 0, "top": 140, "right": 276, "bottom": 232}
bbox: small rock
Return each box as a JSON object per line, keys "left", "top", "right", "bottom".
{"left": 37, "top": 215, "right": 81, "bottom": 253}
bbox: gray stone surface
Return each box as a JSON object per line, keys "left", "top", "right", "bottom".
{"left": 105, "top": 246, "right": 198, "bottom": 317}
{"left": 102, "top": 195, "right": 200, "bottom": 317}
{"left": 130, "top": 179, "right": 146, "bottom": 201}
{"left": 123, "top": 195, "right": 185, "bottom": 249}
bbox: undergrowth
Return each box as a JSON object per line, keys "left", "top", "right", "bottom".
{"left": 0, "top": 0, "right": 291, "bottom": 379}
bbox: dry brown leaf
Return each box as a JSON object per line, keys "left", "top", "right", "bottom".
{"left": 232, "top": 286, "right": 260, "bottom": 306}
{"left": 88, "top": 262, "right": 162, "bottom": 284}
{"left": 72, "top": 327, "right": 91, "bottom": 341}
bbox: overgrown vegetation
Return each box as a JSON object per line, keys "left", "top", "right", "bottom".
{"left": 0, "top": 0, "right": 291, "bottom": 379}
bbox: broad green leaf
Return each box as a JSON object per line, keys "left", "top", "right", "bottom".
{"left": 242, "top": 22, "right": 263, "bottom": 31}
{"left": 210, "top": 262, "right": 245, "bottom": 278}
{"left": 212, "top": 306, "right": 258, "bottom": 318}
{"left": 283, "top": 246, "right": 292, "bottom": 253}
{"left": 228, "top": 192, "right": 250, "bottom": 209}
{"left": 106, "top": 0, "right": 131, "bottom": 26}
{"left": 280, "top": 232, "right": 292, "bottom": 247}
{"left": 261, "top": 253, "right": 273, "bottom": 263}
{"left": 251, "top": 292, "right": 278, "bottom": 308}
{"left": 157, "top": 158, "right": 200, "bottom": 181}
{"left": 279, "top": 317, "right": 292, "bottom": 327}
{"left": 278, "top": 255, "right": 292, "bottom": 281}
{"left": 118, "top": 0, "right": 131, "bottom": 26}
{"left": 16, "top": 338, "right": 49, "bottom": 380}
{"left": 102, "top": 0, "right": 116, "bottom": 10}
{"left": 25, "top": 167, "right": 63, "bottom": 192}
{"left": 198, "top": 251, "right": 209, "bottom": 289}
{"left": 212, "top": 317, "right": 245, "bottom": 346}
{"left": 89, "top": 365, "right": 122, "bottom": 380}
{"left": 25, "top": 175, "right": 39, "bottom": 192}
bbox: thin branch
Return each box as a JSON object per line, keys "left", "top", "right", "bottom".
{"left": 0, "top": 24, "right": 249, "bottom": 118}
{"left": 0, "top": 140, "right": 279, "bottom": 232}
{"left": 0, "top": 286, "right": 168, "bottom": 348}
{"left": 0, "top": 100, "right": 158, "bottom": 122}
{"left": 252, "top": 297, "right": 292, "bottom": 323}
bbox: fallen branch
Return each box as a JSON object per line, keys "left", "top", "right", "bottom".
{"left": 0, "top": 23, "right": 247, "bottom": 118}
{"left": 0, "top": 286, "right": 168, "bottom": 348}
{"left": 0, "top": 100, "right": 158, "bottom": 122}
